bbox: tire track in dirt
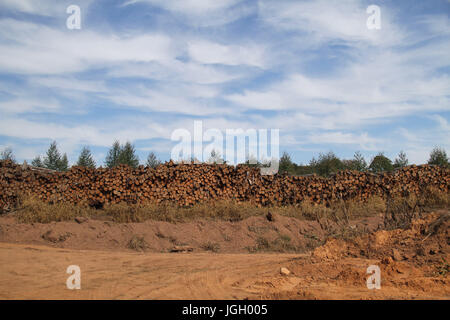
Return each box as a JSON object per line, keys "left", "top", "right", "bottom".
{"left": 0, "top": 243, "right": 299, "bottom": 299}
{"left": 1, "top": 210, "right": 448, "bottom": 300}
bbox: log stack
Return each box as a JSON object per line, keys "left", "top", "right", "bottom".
{"left": 0, "top": 160, "right": 448, "bottom": 210}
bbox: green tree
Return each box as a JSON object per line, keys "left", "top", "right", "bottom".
{"left": 310, "top": 151, "right": 344, "bottom": 176}
{"left": 291, "top": 164, "right": 313, "bottom": 175}
{"left": 31, "top": 156, "right": 43, "bottom": 167}
{"left": 342, "top": 151, "right": 367, "bottom": 171}
{"left": 369, "top": 153, "right": 393, "bottom": 173}
{"left": 105, "top": 140, "right": 122, "bottom": 168}
{"left": 59, "top": 153, "right": 69, "bottom": 171}
{"left": 77, "top": 147, "right": 96, "bottom": 168}
{"left": 118, "top": 141, "right": 139, "bottom": 168}
{"left": 353, "top": 151, "right": 368, "bottom": 171}
{"left": 427, "top": 147, "right": 448, "bottom": 167}
{"left": 146, "top": 151, "right": 161, "bottom": 168}
{"left": 279, "top": 151, "right": 293, "bottom": 174}
{"left": 394, "top": 151, "right": 408, "bottom": 168}
{"left": 0, "top": 147, "right": 15, "bottom": 163}
{"left": 43, "top": 141, "right": 68, "bottom": 171}
{"left": 342, "top": 159, "right": 355, "bottom": 170}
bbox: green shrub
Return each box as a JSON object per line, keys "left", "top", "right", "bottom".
{"left": 369, "top": 153, "right": 393, "bottom": 173}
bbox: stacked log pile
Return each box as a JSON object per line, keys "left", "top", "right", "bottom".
{"left": 0, "top": 160, "right": 448, "bottom": 210}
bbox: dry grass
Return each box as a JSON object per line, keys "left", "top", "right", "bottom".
{"left": 434, "top": 258, "right": 450, "bottom": 277}
{"left": 275, "top": 196, "right": 386, "bottom": 222}
{"left": 14, "top": 195, "right": 97, "bottom": 223}
{"left": 10, "top": 189, "right": 449, "bottom": 225}
{"left": 330, "top": 196, "right": 386, "bottom": 220}
{"left": 103, "top": 200, "right": 267, "bottom": 223}
{"left": 247, "top": 235, "right": 299, "bottom": 253}
{"left": 127, "top": 235, "right": 148, "bottom": 252}
{"left": 418, "top": 186, "right": 450, "bottom": 209}
{"left": 200, "top": 241, "right": 221, "bottom": 252}
{"left": 383, "top": 187, "right": 450, "bottom": 230}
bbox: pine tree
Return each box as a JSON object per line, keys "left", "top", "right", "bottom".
{"left": 146, "top": 152, "right": 161, "bottom": 168}
{"left": 0, "top": 147, "right": 15, "bottom": 163}
{"left": 394, "top": 151, "right": 408, "bottom": 168}
{"left": 43, "top": 141, "right": 63, "bottom": 171}
{"left": 105, "top": 140, "right": 121, "bottom": 168}
{"left": 118, "top": 141, "right": 139, "bottom": 168}
{"left": 59, "top": 153, "right": 69, "bottom": 171}
{"left": 279, "top": 151, "right": 293, "bottom": 173}
{"left": 77, "top": 147, "right": 96, "bottom": 168}
{"left": 353, "top": 151, "right": 368, "bottom": 171}
{"left": 31, "top": 156, "right": 43, "bottom": 167}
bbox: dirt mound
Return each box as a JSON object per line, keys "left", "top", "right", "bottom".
{"left": 251, "top": 211, "right": 449, "bottom": 299}
{"left": 313, "top": 210, "right": 449, "bottom": 269}
{"left": 0, "top": 212, "right": 382, "bottom": 253}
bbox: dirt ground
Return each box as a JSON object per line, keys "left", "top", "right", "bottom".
{"left": 0, "top": 210, "right": 448, "bottom": 299}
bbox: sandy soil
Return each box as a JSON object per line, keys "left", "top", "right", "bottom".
{"left": 0, "top": 211, "right": 448, "bottom": 300}
{"left": 0, "top": 213, "right": 383, "bottom": 253}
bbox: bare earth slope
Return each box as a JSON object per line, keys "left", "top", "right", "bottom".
{"left": 0, "top": 213, "right": 383, "bottom": 253}
{"left": 0, "top": 211, "right": 448, "bottom": 299}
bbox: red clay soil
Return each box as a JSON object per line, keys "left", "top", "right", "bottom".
{"left": 0, "top": 211, "right": 448, "bottom": 299}
{"left": 272, "top": 210, "right": 450, "bottom": 299}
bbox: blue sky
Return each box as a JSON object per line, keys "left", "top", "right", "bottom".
{"left": 0, "top": 0, "right": 449, "bottom": 166}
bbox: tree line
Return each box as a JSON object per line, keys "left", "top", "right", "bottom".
{"left": 0, "top": 141, "right": 161, "bottom": 171}
{"left": 0, "top": 142, "right": 448, "bottom": 176}
{"left": 277, "top": 148, "right": 448, "bottom": 176}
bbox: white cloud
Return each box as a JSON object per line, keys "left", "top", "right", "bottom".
{"left": 104, "top": 91, "right": 215, "bottom": 115}
{"left": 0, "top": 115, "right": 175, "bottom": 151}
{"left": 138, "top": 140, "right": 176, "bottom": 153}
{"left": 259, "top": 0, "right": 404, "bottom": 47}
{"left": 0, "top": 0, "right": 94, "bottom": 16}
{"left": 0, "top": 98, "right": 61, "bottom": 114}
{"left": 136, "top": 0, "right": 242, "bottom": 14}
{"left": 227, "top": 90, "right": 284, "bottom": 110}
{"left": 417, "top": 14, "right": 450, "bottom": 37}
{"left": 0, "top": 0, "right": 448, "bottom": 165}
{"left": 0, "top": 19, "right": 177, "bottom": 75}
{"left": 29, "top": 76, "right": 107, "bottom": 92}
{"left": 122, "top": 0, "right": 254, "bottom": 27}
{"left": 305, "top": 131, "right": 380, "bottom": 150}
{"left": 429, "top": 114, "right": 450, "bottom": 133}
{"left": 107, "top": 60, "right": 244, "bottom": 84}
{"left": 392, "top": 123, "right": 449, "bottom": 164}
{"left": 188, "top": 40, "right": 266, "bottom": 68}
{"left": 101, "top": 81, "right": 229, "bottom": 115}
{"left": 225, "top": 44, "right": 450, "bottom": 129}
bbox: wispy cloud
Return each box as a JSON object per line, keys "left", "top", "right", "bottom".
{"left": 122, "top": 0, "right": 255, "bottom": 26}
{"left": 188, "top": 40, "right": 266, "bottom": 67}
{"left": 0, "top": 0, "right": 448, "bottom": 165}
{"left": 0, "top": 19, "right": 177, "bottom": 75}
